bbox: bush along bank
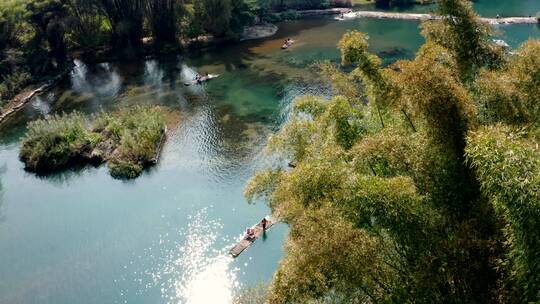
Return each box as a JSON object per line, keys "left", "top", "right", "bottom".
{"left": 19, "top": 106, "right": 166, "bottom": 179}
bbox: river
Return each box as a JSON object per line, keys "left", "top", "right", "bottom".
{"left": 0, "top": 2, "right": 538, "bottom": 304}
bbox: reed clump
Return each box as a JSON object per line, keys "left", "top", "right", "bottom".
{"left": 20, "top": 106, "right": 166, "bottom": 179}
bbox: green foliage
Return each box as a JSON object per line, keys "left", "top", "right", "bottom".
{"left": 278, "top": 0, "right": 335, "bottom": 10}
{"left": 317, "top": 61, "right": 363, "bottom": 102}
{"left": 475, "top": 40, "right": 540, "bottom": 125}
{"left": 0, "top": 71, "right": 30, "bottom": 102}
{"left": 20, "top": 112, "right": 95, "bottom": 172}
{"left": 146, "top": 0, "right": 179, "bottom": 49}
{"left": 100, "top": 0, "right": 145, "bottom": 58}
{"left": 230, "top": 0, "right": 257, "bottom": 33}
{"left": 106, "top": 106, "right": 166, "bottom": 178}
{"left": 182, "top": 3, "right": 205, "bottom": 39}
{"left": 268, "top": 207, "right": 392, "bottom": 304}
{"left": 26, "top": 0, "right": 69, "bottom": 66}
{"left": 394, "top": 42, "right": 475, "bottom": 147}
{"left": 279, "top": 9, "right": 300, "bottom": 20}
{"left": 327, "top": 96, "right": 365, "bottom": 149}
{"left": 421, "top": 0, "right": 504, "bottom": 79}
{"left": 19, "top": 106, "right": 166, "bottom": 179}
{"left": 338, "top": 31, "right": 398, "bottom": 111}
{"left": 466, "top": 125, "right": 540, "bottom": 302}
{"left": 0, "top": 1, "right": 28, "bottom": 51}
{"left": 198, "top": 0, "right": 233, "bottom": 37}
{"left": 233, "top": 283, "right": 268, "bottom": 304}
{"left": 63, "top": 0, "right": 110, "bottom": 49}
{"left": 246, "top": 2, "right": 540, "bottom": 303}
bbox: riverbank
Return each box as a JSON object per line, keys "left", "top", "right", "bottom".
{"left": 343, "top": 10, "right": 539, "bottom": 24}
{"left": 2, "top": 6, "right": 537, "bottom": 126}
{"left": 0, "top": 67, "right": 72, "bottom": 125}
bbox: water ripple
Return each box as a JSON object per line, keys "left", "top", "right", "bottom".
{"left": 118, "top": 208, "right": 238, "bottom": 304}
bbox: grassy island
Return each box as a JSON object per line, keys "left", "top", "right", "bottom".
{"left": 20, "top": 106, "right": 166, "bottom": 179}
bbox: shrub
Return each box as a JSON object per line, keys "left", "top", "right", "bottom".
{"left": 0, "top": 71, "right": 31, "bottom": 102}
{"left": 19, "top": 106, "right": 166, "bottom": 178}
{"left": 106, "top": 106, "right": 165, "bottom": 179}
{"left": 280, "top": 10, "right": 299, "bottom": 21}
{"left": 19, "top": 112, "right": 95, "bottom": 172}
{"left": 109, "top": 158, "right": 144, "bottom": 179}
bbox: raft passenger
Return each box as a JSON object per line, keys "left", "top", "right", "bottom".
{"left": 245, "top": 228, "right": 255, "bottom": 239}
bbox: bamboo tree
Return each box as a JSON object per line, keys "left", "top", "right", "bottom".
{"left": 146, "top": 0, "right": 179, "bottom": 50}
{"left": 99, "top": 0, "right": 144, "bottom": 58}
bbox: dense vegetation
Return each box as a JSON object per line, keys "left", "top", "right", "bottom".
{"left": 20, "top": 106, "right": 166, "bottom": 179}
{"left": 245, "top": 0, "right": 540, "bottom": 303}
{"left": 0, "top": 0, "right": 353, "bottom": 105}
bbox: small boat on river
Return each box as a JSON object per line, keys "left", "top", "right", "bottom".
{"left": 281, "top": 39, "right": 295, "bottom": 50}
{"left": 184, "top": 74, "right": 220, "bottom": 86}
{"left": 229, "top": 215, "right": 277, "bottom": 258}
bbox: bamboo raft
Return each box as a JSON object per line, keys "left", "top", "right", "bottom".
{"left": 229, "top": 216, "right": 277, "bottom": 258}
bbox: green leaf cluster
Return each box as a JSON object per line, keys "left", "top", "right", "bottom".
{"left": 246, "top": 1, "right": 540, "bottom": 302}
{"left": 20, "top": 106, "right": 166, "bottom": 179}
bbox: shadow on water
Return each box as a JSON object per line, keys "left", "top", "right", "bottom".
{"left": 31, "top": 163, "right": 96, "bottom": 187}
{"left": 377, "top": 47, "right": 415, "bottom": 63}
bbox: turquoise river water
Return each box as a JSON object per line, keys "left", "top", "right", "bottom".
{"left": 0, "top": 2, "right": 539, "bottom": 303}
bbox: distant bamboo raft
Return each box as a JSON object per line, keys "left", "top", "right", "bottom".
{"left": 343, "top": 11, "right": 538, "bottom": 25}
{"left": 229, "top": 216, "right": 277, "bottom": 258}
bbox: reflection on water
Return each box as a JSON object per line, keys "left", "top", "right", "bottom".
{"left": 0, "top": 10, "right": 538, "bottom": 304}
{"left": 72, "top": 60, "right": 122, "bottom": 98}
{"left": 119, "top": 208, "right": 238, "bottom": 304}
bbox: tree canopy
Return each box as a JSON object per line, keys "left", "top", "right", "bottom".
{"left": 245, "top": 0, "right": 540, "bottom": 302}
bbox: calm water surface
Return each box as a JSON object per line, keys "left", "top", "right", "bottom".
{"left": 0, "top": 4, "right": 539, "bottom": 304}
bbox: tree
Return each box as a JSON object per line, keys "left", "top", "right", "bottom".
{"left": 467, "top": 125, "right": 540, "bottom": 302}
{"left": 99, "top": 0, "right": 144, "bottom": 58}
{"left": 421, "top": 0, "right": 504, "bottom": 79}
{"left": 146, "top": 0, "right": 179, "bottom": 50}
{"left": 26, "top": 0, "right": 69, "bottom": 70}
{"left": 246, "top": 1, "right": 540, "bottom": 303}
{"left": 64, "top": 0, "right": 110, "bottom": 49}
{"left": 199, "top": 0, "right": 233, "bottom": 37}
{"left": 474, "top": 40, "right": 540, "bottom": 125}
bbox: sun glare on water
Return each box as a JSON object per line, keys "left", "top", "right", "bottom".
{"left": 169, "top": 211, "right": 238, "bottom": 304}
{"left": 119, "top": 208, "right": 239, "bottom": 304}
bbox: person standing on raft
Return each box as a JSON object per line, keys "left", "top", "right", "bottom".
{"left": 261, "top": 217, "right": 268, "bottom": 230}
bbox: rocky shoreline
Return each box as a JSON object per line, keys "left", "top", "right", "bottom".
{"left": 343, "top": 11, "right": 538, "bottom": 25}
{"left": 0, "top": 67, "right": 72, "bottom": 125}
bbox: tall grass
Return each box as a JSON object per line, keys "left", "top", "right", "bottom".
{"left": 19, "top": 106, "right": 166, "bottom": 178}
{"left": 20, "top": 112, "right": 97, "bottom": 171}
{"left": 106, "top": 106, "right": 165, "bottom": 178}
